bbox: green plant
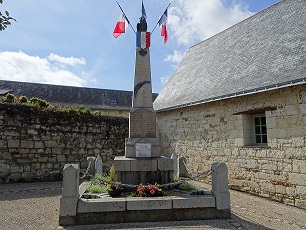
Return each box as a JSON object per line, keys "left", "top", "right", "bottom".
{"left": 30, "top": 97, "right": 50, "bottom": 108}
{"left": 82, "top": 107, "right": 91, "bottom": 114}
{"left": 109, "top": 164, "right": 117, "bottom": 182}
{"left": 3, "top": 93, "right": 15, "bottom": 103}
{"left": 19, "top": 95, "right": 28, "bottom": 104}
{"left": 173, "top": 175, "right": 179, "bottom": 183}
{"left": 178, "top": 182, "right": 197, "bottom": 191}
{"left": 90, "top": 173, "right": 110, "bottom": 185}
{"left": 87, "top": 185, "right": 108, "bottom": 194}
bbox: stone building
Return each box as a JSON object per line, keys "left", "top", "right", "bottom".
{"left": 0, "top": 80, "right": 158, "bottom": 117}
{"left": 154, "top": 0, "right": 306, "bottom": 209}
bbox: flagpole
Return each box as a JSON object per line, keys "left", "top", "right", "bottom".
{"left": 150, "top": 3, "right": 171, "bottom": 35}
{"left": 116, "top": 1, "right": 137, "bottom": 34}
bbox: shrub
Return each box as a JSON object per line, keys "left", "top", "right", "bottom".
{"left": 65, "top": 107, "right": 78, "bottom": 115}
{"left": 30, "top": 97, "right": 50, "bottom": 108}
{"left": 3, "top": 93, "right": 15, "bottom": 103}
{"left": 109, "top": 164, "right": 117, "bottom": 182}
{"left": 19, "top": 95, "right": 28, "bottom": 104}
{"left": 82, "top": 107, "right": 91, "bottom": 115}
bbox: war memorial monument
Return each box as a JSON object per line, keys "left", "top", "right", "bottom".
{"left": 59, "top": 2, "right": 230, "bottom": 225}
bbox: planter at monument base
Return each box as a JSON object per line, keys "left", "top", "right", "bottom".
{"left": 59, "top": 194, "right": 230, "bottom": 226}
{"left": 59, "top": 162, "right": 231, "bottom": 226}
{"left": 107, "top": 190, "right": 122, "bottom": 197}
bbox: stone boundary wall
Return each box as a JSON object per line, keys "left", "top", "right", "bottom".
{"left": 156, "top": 85, "right": 306, "bottom": 209}
{"left": 0, "top": 104, "right": 128, "bottom": 183}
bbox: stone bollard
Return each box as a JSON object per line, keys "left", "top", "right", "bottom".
{"left": 211, "top": 162, "right": 230, "bottom": 210}
{"left": 86, "top": 156, "right": 96, "bottom": 175}
{"left": 95, "top": 155, "right": 103, "bottom": 175}
{"left": 59, "top": 164, "right": 80, "bottom": 225}
{"left": 171, "top": 153, "right": 178, "bottom": 178}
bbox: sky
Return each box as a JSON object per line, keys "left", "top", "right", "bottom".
{"left": 0, "top": 0, "right": 280, "bottom": 93}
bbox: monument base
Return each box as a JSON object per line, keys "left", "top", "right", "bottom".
{"left": 113, "top": 156, "right": 174, "bottom": 185}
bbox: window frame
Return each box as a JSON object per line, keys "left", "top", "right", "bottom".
{"left": 252, "top": 113, "right": 267, "bottom": 146}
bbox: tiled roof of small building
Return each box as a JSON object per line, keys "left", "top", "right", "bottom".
{"left": 0, "top": 80, "right": 158, "bottom": 110}
{"left": 154, "top": 0, "right": 306, "bottom": 111}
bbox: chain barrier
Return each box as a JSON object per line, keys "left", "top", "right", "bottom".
{"left": 83, "top": 170, "right": 212, "bottom": 189}
{"left": 81, "top": 159, "right": 211, "bottom": 188}
{"left": 80, "top": 161, "right": 92, "bottom": 179}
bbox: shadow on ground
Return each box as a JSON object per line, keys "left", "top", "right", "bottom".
{"left": 60, "top": 214, "right": 271, "bottom": 230}
{"left": 0, "top": 181, "right": 62, "bottom": 201}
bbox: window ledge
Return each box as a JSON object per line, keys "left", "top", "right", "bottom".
{"left": 243, "top": 145, "right": 269, "bottom": 149}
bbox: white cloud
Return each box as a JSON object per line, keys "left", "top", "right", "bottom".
{"left": 160, "top": 75, "right": 171, "bottom": 87}
{"left": 0, "top": 51, "right": 86, "bottom": 87}
{"left": 48, "top": 53, "right": 86, "bottom": 66}
{"left": 164, "top": 50, "right": 186, "bottom": 64}
{"left": 169, "top": 0, "right": 253, "bottom": 45}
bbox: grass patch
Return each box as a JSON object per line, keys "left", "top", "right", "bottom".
{"left": 87, "top": 185, "right": 108, "bottom": 194}
{"left": 178, "top": 182, "right": 197, "bottom": 191}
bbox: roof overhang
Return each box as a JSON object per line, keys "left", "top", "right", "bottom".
{"left": 155, "top": 77, "right": 306, "bottom": 112}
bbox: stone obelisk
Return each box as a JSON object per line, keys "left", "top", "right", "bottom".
{"left": 114, "top": 16, "right": 173, "bottom": 185}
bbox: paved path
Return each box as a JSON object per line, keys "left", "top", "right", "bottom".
{"left": 0, "top": 181, "right": 305, "bottom": 230}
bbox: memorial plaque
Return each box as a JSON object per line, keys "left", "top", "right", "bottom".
{"left": 130, "top": 111, "right": 143, "bottom": 137}
{"left": 135, "top": 143, "right": 151, "bottom": 157}
{"left": 142, "top": 111, "right": 156, "bottom": 137}
{"left": 130, "top": 109, "right": 156, "bottom": 138}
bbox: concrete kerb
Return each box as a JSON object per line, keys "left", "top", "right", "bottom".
{"left": 59, "top": 162, "right": 231, "bottom": 226}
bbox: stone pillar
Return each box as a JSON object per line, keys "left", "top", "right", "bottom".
{"left": 59, "top": 164, "right": 80, "bottom": 225}
{"left": 211, "top": 162, "right": 230, "bottom": 210}
{"left": 171, "top": 153, "right": 178, "bottom": 178}
{"left": 178, "top": 157, "right": 188, "bottom": 177}
{"left": 95, "top": 155, "right": 103, "bottom": 175}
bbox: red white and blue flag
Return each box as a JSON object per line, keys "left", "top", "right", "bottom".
{"left": 158, "top": 8, "right": 168, "bottom": 43}
{"left": 136, "top": 31, "right": 150, "bottom": 49}
{"left": 113, "top": 12, "right": 129, "bottom": 38}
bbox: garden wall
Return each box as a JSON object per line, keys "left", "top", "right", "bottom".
{"left": 0, "top": 104, "right": 128, "bottom": 183}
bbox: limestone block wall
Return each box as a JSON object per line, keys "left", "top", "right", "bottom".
{"left": 156, "top": 85, "right": 306, "bottom": 209}
{"left": 0, "top": 104, "right": 128, "bottom": 183}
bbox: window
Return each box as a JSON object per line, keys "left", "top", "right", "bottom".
{"left": 253, "top": 114, "right": 267, "bottom": 146}
{"left": 109, "top": 97, "right": 118, "bottom": 104}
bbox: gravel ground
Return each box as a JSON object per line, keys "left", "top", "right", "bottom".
{"left": 0, "top": 181, "right": 305, "bottom": 230}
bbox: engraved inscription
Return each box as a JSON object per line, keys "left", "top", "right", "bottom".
{"left": 136, "top": 64, "right": 150, "bottom": 76}
{"left": 130, "top": 112, "right": 142, "bottom": 137}
{"left": 142, "top": 111, "right": 156, "bottom": 137}
{"left": 130, "top": 109, "right": 156, "bottom": 138}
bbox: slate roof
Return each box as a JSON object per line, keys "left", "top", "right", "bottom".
{"left": 154, "top": 0, "right": 306, "bottom": 112}
{"left": 0, "top": 80, "right": 158, "bottom": 111}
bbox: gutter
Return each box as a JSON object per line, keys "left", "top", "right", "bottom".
{"left": 155, "top": 77, "right": 306, "bottom": 112}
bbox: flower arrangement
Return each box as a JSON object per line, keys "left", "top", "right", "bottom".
{"left": 131, "top": 183, "right": 165, "bottom": 197}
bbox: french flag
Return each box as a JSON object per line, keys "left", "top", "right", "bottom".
{"left": 136, "top": 32, "right": 150, "bottom": 49}
{"left": 158, "top": 8, "right": 168, "bottom": 43}
{"left": 113, "top": 12, "right": 129, "bottom": 38}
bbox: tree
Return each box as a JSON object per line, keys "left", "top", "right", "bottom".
{"left": 0, "top": 0, "right": 16, "bottom": 31}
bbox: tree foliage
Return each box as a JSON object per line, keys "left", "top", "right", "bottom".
{"left": 0, "top": 0, "right": 16, "bottom": 31}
